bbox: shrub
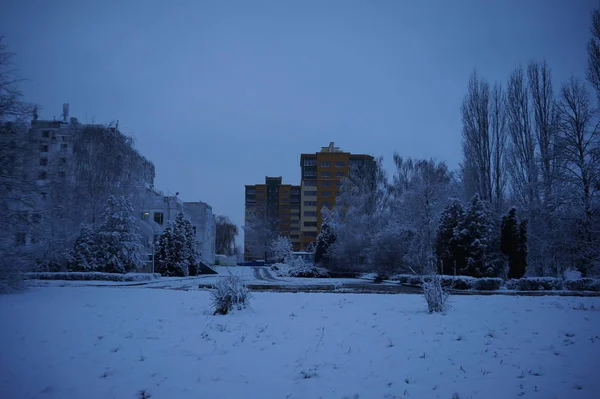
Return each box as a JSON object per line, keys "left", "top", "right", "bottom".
{"left": 211, "top": 275, "right": 251, "bottom": 315}
{"left": 188, "top": 262, "right": 199, "bottom": 276}
{"left": 422, "top": 275, "right": 449, "bottom": 313}
{"left": 506, "top": 277, "right": 564, "bottom": 291}
{"left": 564, "top": 278, "right": 600, "bottom": 292}
{"left": 471, "top": 278, "right": 503, "bottom": 291}
{"left": 288, "top": 266, "right": 330, "bottom": 278}
{"left": 440, "top": 276, "right": 475, "bottom": 290}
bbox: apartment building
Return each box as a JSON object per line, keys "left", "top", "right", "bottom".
{"left": 244, "top": 176, "right": 301, "bottom": 260}
{"left": 299, "top": 142, "right": 374, "bottom": 249}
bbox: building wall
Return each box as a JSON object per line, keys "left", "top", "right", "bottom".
{"left": 299, "top": 142, "right": 374, "bottom": 250}
{"left": 244, "top": 177, "right": 301, "bottom": 261}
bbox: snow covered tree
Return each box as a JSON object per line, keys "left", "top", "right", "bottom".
{"left": 94, "top": 195, "right": 144, "bottom": 273}
{"left": 154, "top": 226, "right": 174, "bottom": 276}
{"left": 268, "top": 235, "right": 292, "bottom": 263}
{"left": 457, "top": 194, "right": 498, "bottom": 277}
{"left": 435, "top": 199, "right": 466, "bottom": 275}
{"left": 244, "top": 203, "right": 279, "bottom": 261}
{"left": 215, "top": 215, "right": 238, "bottom": 255}
{"left": 154, "top": 212, "right": 199, "bottom": 277}
{"left": 314, "top": 216, "right": 335, "bottom": 266}
{"left": 67, "top": 224, "right": 98, "bottom": 271}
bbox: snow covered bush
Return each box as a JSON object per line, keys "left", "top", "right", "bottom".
{"left": 470, "top": 277, "right": 503, "bottom": 291}
{"left": 268, "top": 236, "right": 293, "bottom": 264}
{"left": 564, "top": 278, "right": 600, "bottom": 292}
{"left": 288, "top": 266, "right": 330, "bottom": 278}
{"left": 211, "top": 274, "right": 251, "bottom": 315}
{"left": 506, "top": 277, "right": 564, "bottom": 291}
{"left": 422, "top": 274, "right": 449, "bottom": 313}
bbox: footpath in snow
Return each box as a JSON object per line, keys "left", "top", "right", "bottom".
{"left": 1, "top": 287, "right": 599, "bottom": 399}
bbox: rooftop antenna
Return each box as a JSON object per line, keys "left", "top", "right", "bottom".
{"left": 62, "top": 103, "right": 69, "bottom": 122}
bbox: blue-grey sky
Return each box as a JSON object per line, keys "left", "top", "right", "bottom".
{"left": 0, "top": 0, "right": 595, "bottom": 236}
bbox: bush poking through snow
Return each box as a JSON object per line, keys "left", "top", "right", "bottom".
{"left": 422, "top": 275, "right": 449, "bottom": 313}
{"left": 211, "top": 275, "right": 251, "bottom": 315}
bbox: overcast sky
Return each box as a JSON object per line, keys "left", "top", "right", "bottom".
{"left": 0, "top": 0, "right": 595, "bottom": 238}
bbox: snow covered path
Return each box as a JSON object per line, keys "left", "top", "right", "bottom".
{"left": 1, "top": 288, "right": 599, "bottom": 399}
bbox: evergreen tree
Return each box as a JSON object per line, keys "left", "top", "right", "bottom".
{"left": 435, "top": 199, "right": 466, "bottom": 275}
{"left": 516, "top": 219, "right": 528, "bottom": 278}
{"left": 315, "top": 217, "right": 336, "bottom": 266}
{"left": 67, "top": 224, "right": 98, "bottom": 271}
{"left": 154, "top": 212, "right": 199, "bottom": 277}
{"left": 457, "top": 194, "right": 495, "bottom": 277}
{"left": 154, "top": 226, "right": 173, "bottom": 276}
{"left": 501, "top": 207, "right": 521, "bottom": 279}
{"left": 95, "top": 196, "right": 144, "bottom": 273}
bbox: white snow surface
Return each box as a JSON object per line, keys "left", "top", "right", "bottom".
{"left": 1, "top": 288, "right": 599, "bottom": 399}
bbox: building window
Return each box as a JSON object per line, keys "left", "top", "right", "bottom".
{"left": 322, "top": 201, "right": 331, "bottom": 208}
{"left": 42, "top": 130, "right": 50, "bottom": 138}
{"left": 15, "top": 232, "right": 26, "bottom": 245}
{"left": 303, "top": 232, "right": 317, "bottom": 237}
{"left": 40, "top": 145, "right": 48, "bottom": 152}
{"left": 291, "top": 188, "right": 301, "bottom": 194}
{"left": 303, "top": 181, "right": 316, "bottom": 187}
{"left": 291, "top": 225, "right": 300, "bottom": 231}
{"left": 304, "top": 190, "right": 317, "bottom": 196}
{"left": 38, "top": 171, "right": 47, "bottom": 180}
{"left": 60, "top": 143, "right": 68, "bottom": 151}
{"left": 290, "top": 197, "right": 299, "bottom": 203}
{"left": 321, "top": 181, "right": 331, "bottom": 187}
{"left": 321, "top": 161, "right": 330, "bottom": 167}
{"left": 335, "top": 161, "right": 345, "bottom": 167}
{"left": 321, "top": 172, "right": 331, "bottom": 178}
{"left": 39, "top": 158, "right": 48, "bottom": 166}
{"left": 336, "top": 181, "right": 342, "bottom": 187}
{"left": 290, "top": 234, "right": 300, "bottom": 239}
{"left": 335, "top": 172, "right": 345, "bottom": 177}
{"left": 303, "top": 159, "right": 317, "bottom": 166}
{"left": 304, "top": 170, "right": 316, "bottom": 177}
{"left": 246, "top": 188, "right": 256, "bottom": 194}
{"left": 141, "top": 212, "right": 150, "bottom": 221}
{"left": 304, "top": 201, "right": 317, "bottom": 207}
{"left": 154, "top": 212, "right": 164, "bottom": 225}
{"left": 32, "top": 213, "right": 42, "bottom": 224}
{"left": 58, "top": 171, "right": 66, "bottom": 178}
{"left": 281, "top": 197, "right": 289, "bottom": 203}
{"left": 322, "top": 191, "right": 331, "bottom": 197}
{"left": 304, "top": 221, "right": 317, "bottom": 227}
{"left": 304, "top": 211, "right": 317, "bottom": 217}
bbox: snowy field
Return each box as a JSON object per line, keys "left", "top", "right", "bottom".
{"left": 1, "top": 288, "right": 599, "bottom": 399}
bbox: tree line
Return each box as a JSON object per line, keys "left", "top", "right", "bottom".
{"left": 315, "top": 10, "right": 600, "bottom": 278}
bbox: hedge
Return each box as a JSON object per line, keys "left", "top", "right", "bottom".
{"left": 26, "top": 272, "right": 162, "bottom": 282}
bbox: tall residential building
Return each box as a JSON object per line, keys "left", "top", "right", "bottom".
{"left": 299, "top": 142, "right": 374, "bottom": 249}
{"left": 244, "top": 176, "right": 301, "bottom": 260}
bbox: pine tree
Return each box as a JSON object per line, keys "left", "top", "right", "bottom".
{"left": 154, "top": 226, "right": 173, "bottom": 276}
{"left": 94, "top": 196, "right": 144, "bottom": 273}
{"left": 154, "top": 212, "right": 199, "bottom": 277}
{"left": 457, "top": 194, "right": 494, "bottom": 277}
{"left": 516, "top": 219, "right": 528, "bottom": 278}
{"left": 67, "top": 224, "right": 98, "bottom": 271}
{"left": 435, "top": 199, "right": 466, "bottom": 275}
{"left": 501, "top": 207, "right": 521, "bottom": 279}
{"left": 315, "top": 217, "right": 336, "bottom": 266}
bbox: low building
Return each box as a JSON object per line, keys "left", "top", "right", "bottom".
{"left": 138, "top": 191, "right": 216, "bottom": 271}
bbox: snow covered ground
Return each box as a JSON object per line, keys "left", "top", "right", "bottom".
{"left": 1, "top": 288, "right": 599, "bottom": 399}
